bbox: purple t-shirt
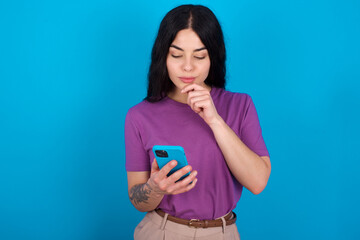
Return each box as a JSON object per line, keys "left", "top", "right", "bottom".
{"left": 125, "top": 87, "right": 269, "bottom": 220}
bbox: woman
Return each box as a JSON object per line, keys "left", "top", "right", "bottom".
{"left": 125, "top": 4, "right": 271, "bottom": 239}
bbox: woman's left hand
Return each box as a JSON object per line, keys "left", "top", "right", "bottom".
{"left": 181, "top": 84, "right": 221, "bottom": 126}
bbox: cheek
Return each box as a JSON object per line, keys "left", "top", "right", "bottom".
{"left": 166, "top": 59, "right": 176, "bottom": 74}
{"left": 166, "top": 62, "right": 180, "bottom": 82}
{"left": 166, "top": 61, "right": 173, "bottom": 76}
{"left": 199, "top": 61, "right": 211, "bottom": 76}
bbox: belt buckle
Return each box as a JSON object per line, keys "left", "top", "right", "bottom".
{"left": 188, "top": 219, "right": 200, "bottom": 228}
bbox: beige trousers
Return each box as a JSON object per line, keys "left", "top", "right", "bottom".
{"left": 134, "top": 211, "right": 240, "bottom": 240}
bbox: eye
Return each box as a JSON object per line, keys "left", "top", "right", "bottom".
{"left": 171, "top": 54, "right": 182, "bottom": 58}
{"left": 194, "top": 56, "right": 206, "bottom": 60}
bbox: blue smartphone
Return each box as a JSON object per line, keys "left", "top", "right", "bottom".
{"left": 152, "top": 145, "right": 190, "bottom": 182}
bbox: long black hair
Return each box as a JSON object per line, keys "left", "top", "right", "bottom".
{"left": 146, "top": 4, "right": 226, "bottom": 102}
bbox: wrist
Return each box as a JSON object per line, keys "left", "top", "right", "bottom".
{"left": 207, "top": 115, "right": 225, "bottom": 129}
{"left": 147, "top": 178, "right": 165, "bottom": 198}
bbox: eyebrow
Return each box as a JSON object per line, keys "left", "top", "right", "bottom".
{"left": 170, "top": 44, "right": 207, "bottom": 52}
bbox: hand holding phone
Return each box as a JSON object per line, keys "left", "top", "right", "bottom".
{"left": 147, "top": 145, "right": 198, "bottom": 196}
{"left": 152, "top": 145, "right": 191, "bottom": 182}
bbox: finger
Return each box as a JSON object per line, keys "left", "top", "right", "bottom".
{"left": 190, "top": 100, "right": 209, "bottom": 114}
{"left": 151, "top": 158, "right": 160, "bottom": 173}
{"left": 193, "top": 100, "right": 210, "bottom": 111}
{"left": 187, "top": 90, "right": 210, "bottom": 107}
{"left": 167, "top": 170, "right": 197, "bottom": 193}
{"left": 156, "top": 160, "right": 178, "bottom": 180}
{"left": 187, "top": 91, "right": 209, "bottom": 105}
{"left": 172, "top": 178, "right": 198, "bottom": 195}
{"left": 188, "top": 95, "right": 209, "bottom": 111}
{"left": 167, "top": 165, "right": 192, "bottom": 184}
{"left": 193, "top": 104, "right": 202, "bottom": 114}
{"left": 181, "top": 84, "right": 205, "bottom": 93}
{"left": 187, "top": 89, "right": 209, "bottom": 98}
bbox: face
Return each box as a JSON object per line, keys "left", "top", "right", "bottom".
{"left": 166, "top": 28, "right": 211, "bottom": 94}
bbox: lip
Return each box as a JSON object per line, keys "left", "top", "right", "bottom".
{"left": 179, "top": 77, "right": 196, "bottom": 83}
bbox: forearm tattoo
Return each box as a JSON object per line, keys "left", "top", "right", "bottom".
{"left": 129, "top": 183, "right": 152, "bottom": 205}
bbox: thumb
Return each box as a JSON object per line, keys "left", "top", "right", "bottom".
{"left": 151, "top": 158, "right": 160, "bottom": 173}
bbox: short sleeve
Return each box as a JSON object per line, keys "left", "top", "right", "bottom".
{"left": 124, "top": 109, "right": 151, "bottom": 171}
{"left": 240, "top": 96, "right": 270, "bottom": 157}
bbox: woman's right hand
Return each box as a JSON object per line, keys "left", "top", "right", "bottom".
{"left": 147, "top": 158, "right": 198, "bottom": 196}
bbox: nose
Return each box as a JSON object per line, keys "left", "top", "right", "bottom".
{"left": 183, "top": 58, "right": 193, "bottom": 72}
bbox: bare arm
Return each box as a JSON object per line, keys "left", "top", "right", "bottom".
{"left": 182, "top": 84, "right": 271, "bottom": 194}
{"left": 208, "top": 117, "right": 271, "bottom": 194}
{"left": 127, "top": 171, "right": 162, "bottom": 212}
{"left": 127, "top": 159, "right": 198, "bottom": 212}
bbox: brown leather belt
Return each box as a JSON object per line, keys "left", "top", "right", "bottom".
{"left": 155, "top": 209, "right": 236, "bottom": 228}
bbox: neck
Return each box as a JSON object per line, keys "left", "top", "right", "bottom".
{"left": 167, "top": 88, "right": 187, "bottom": 104}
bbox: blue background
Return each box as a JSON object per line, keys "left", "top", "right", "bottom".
{"left": 1, "top": 0, "right": 359, "bottom": 239}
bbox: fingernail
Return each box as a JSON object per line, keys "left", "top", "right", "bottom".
{"left": 192, "top": 171, "right": 198, "bottom": 177}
